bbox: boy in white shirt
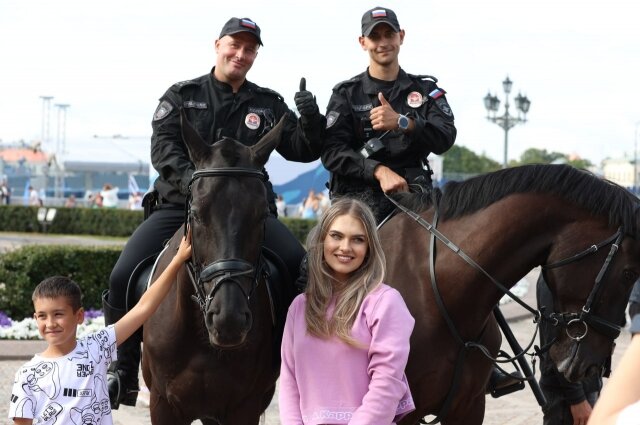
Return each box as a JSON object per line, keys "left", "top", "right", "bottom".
{"left": 8, "top": 232, "right": 191, "bottom": 424}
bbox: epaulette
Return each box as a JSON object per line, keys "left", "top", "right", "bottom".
{"left": 169, "top": 79, "right": 199, "bottom": 93}
{"left": 332, "top": 76, "right": 359, "bottom": 91}
{"left": 410, "top": 74, "right": 438, "bottom": 83}
{"left": 255, "top": 86, "right": 284, "bottom": 101}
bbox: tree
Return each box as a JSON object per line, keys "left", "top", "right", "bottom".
{"left": 441, "top": 145, "right": 500, "bottom": 174}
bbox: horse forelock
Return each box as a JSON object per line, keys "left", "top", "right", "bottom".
{"left": 209, "top": 137, "right": 251, "bottom": 168}
{"left": 439, "top": 164, "right": 639, "bottom": 233}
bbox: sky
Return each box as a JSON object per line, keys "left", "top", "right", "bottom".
{"left": 1, "top": 0, "right": 639, "bottom": 184}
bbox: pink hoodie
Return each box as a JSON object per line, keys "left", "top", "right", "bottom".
{"left": 279, "top": 283, "right": 415, "bottom": 424}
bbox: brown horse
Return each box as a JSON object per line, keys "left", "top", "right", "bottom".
{"left": 381, "top": 164, "right": 640, "bottom": 425}
{"left": 141, "top": 111, "right": 287, "bottom": 424}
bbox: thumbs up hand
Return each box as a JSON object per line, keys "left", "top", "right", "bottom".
{"left": 294, "top": 77, "right": 320, "bottom": 117}
{"left": 370, "top": 92, "right": 398, "bottom": 131}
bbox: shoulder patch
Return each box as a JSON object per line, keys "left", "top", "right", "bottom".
{"left": 153, "top": 100, "right": 174, "bottom": 121}
{"left": 326, "top": 111, "right": 340, "bottom": 128}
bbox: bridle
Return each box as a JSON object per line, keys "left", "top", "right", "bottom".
{"left": 384, "top": 194, "right": 626, "bottom": 423}
{"left": 183, "top": 167, "right": 267, "bottom": 314}
{"left": 540, "top": 227, "right": 624, "bottom": 342}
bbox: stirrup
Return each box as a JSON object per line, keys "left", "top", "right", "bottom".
{"left": 107, "top": 370, "right": 139, "bottom": 409}
{"left": 488, "top": 369, "right": 525, "bottom": 398}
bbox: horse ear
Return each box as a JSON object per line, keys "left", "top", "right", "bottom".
{"left": 180, "top": 108, "right": 210, "bottom": 166}
{"left": 250, "top": 113, "right": 287, "bottom": 167}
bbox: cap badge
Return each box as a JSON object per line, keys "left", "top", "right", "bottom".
{"left": 371, "top": 9, "right": 387, "bottom": 18}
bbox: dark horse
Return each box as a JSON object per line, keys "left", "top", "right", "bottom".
{"left": 141, "top": 111, "right": 288, "bottom": 424}
{"left": 381, "top": 164, "right": 640, "bottom": 425}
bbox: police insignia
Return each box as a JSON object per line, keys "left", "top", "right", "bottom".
{"left": 245, "top": 113, "right": 261, "bottom": 130}
{"left": 326, "top": 111, "right": 340, "bottom": 128}
{"left": 435, "top": 98, "right": 453, "bottom": 117}
{"left": 407, "top": 91, "right": 423, "bottom": 108}
{"left": 153, "top": 100, "right": 173, "bottom": 121}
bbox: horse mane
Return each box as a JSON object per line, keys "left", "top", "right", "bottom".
{"left": 439, "top": 164, "right": 638, "bottom": 233}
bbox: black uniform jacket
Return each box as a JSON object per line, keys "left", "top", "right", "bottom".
{"left": 321, "top": 68, "right": 456, "bottom": 195}
{"left": 151, "top": 68, "right": 321, "bottom": 206}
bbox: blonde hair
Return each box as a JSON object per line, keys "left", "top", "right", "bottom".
{"left": 304, "top": 198, "right": 386, "bottom": 346}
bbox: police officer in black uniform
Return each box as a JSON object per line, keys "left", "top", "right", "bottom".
{"left": 321, "top": 6, "right": 456, "bottom": 223}
{"left": 102, "top": 17, "right": 323, "bottom": 409}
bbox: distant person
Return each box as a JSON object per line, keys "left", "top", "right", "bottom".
{"left": 64, "top": 194, "right": 77, "bottom": 208}
{"left": 8, "top": 232, "right": 192, "bottom": 425}
{"left": 279, "top": 198, "right": 415, "bottom": 423}
{"left": 102, "top": 16, "right": 323, "bottom": 408}
{"left": 588, "top": 315, "right": 640, "bottom": 425}
{"left": 316, "top": 190, "right": 330, "bottom": 217}
{"left": 92, "top": 194, "right": 104, "bottom": 208}
{"left": 28, "top": 186, "right": 40, "bottom": 206}
{"left": 276, "top": 194, "right": 287, "bottom": 217}
{"left": 0, "top": 180, "right": 9, "bottom": 205}
{"left": 320, "top": 6, "right": 456, "bottom": 223}
{"left": 100, "top": 184, "right": 119, "bottom": 208}
{"left": 299, "top": 188, "right": 319, "bottom": 219}
{"left": 128, "top": 192, "right": 143, "bottom": 210}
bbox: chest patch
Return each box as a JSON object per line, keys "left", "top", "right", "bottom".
{"left": 245, "top": 113, "right": 261, "bottom": 130}
{"left": 183, "top": 101, "right": 207, "bottom": 109}
{"left": 352, "top": 104, "right": 373, "bottom": 112}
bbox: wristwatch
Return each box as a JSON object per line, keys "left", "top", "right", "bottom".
{"left": 397, "top": 114, "right": 410, "bottom": 132}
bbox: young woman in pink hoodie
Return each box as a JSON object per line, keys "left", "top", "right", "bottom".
{"left": 279, "top": 198, "right": 415, "bottom": 425}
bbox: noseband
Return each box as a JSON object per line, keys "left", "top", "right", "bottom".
{"left": 541, "top": 227, "right": 624, "bottom": 342}
{"left": 184, "top": 167, "right": 266, "bottom": 313}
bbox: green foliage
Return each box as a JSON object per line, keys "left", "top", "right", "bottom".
{"left": 280, "top": 217, "right": 317, "bottom": 245}
{"left": 441, "top": 145, "right": 501, "bottom": 174}
{"left": 0, "top": 205, "right": 143, "bottom": 236}
{"left": 0, "top": 245, "right": 122, "bottom": 320}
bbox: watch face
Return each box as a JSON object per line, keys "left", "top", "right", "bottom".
{"left": 398, "top": 115, "right": 409, "bottom": 130}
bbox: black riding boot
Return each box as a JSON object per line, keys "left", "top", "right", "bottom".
{"left": 102, "top": 291, "right": 141, "bottom": 409}
{"left": 486, "top": 365, "right": 525, "bottom": 398}
{"left": 294, "top": 253, "right": 309, "bottom": 294}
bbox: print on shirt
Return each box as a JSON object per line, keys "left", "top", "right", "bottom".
{"left": 23, "top": 361, "right": 61, "bottom": 399}
{"left": 69, "top": 375, "right": 111, "bottom": 425}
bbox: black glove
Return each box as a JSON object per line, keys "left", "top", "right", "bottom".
{"left": 294, "top": 77, "right": 319, "bottom": 116}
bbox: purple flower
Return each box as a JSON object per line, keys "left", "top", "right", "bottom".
{"left": 0, "top": 311, "right": 12, "bottom": 327}
{"left": 84, "top": 309, "right": 103, "bottom": 320}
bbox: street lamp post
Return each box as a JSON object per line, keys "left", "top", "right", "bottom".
{"left": 634, "top": 121, "right": 640, "bottom": 193}
{"left": 483, "top": 77, "right": 531, "bottom": 168}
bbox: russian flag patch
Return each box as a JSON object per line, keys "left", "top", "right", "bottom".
{"left": 371, "top": 9, "right": 387, "bottom": 18}
{"left": 241, "top": 19, "right": 257, "bottom": 29}
{"left": 429, "top": 88, "right": 445, "bottom": 99}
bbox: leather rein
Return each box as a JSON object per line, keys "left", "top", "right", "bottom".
{"left": 384, "top": 193, "right": 624, "bottom": 423}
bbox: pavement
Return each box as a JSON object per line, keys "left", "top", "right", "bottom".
{"left": 0, "top": 231, "right": 561, "bottom": 424}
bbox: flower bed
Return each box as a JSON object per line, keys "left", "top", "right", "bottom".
{"left": 0, "top": 309, "right": 105, "bottom": 340}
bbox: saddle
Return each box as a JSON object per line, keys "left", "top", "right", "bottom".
{"left": 125, "top": 245, "right": 294, "bottom": 350}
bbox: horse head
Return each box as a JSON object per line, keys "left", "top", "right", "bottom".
{"left": 539, "top": 179, "right": 640, "bottom": 382}
{"left": 180, "top": 108, "right": 284, "bottom": 348}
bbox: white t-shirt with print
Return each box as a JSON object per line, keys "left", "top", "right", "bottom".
{"left": 8, "top": 325, "right": 117, "bottom": 425}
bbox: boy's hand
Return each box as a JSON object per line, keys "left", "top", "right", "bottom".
{"left": 175, "top": 228, "right": 192, "bottom": 263}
